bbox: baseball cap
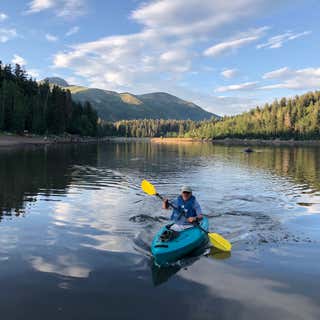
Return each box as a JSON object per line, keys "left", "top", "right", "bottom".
{"left": 181, "top": 185, "right": 192, "bottom": 193}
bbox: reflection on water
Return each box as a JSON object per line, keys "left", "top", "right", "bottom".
{"left": 0, "top": 142, "right": 319, "bottom": 319}
{"left": 207, "top": 247, "right": 232, "bottom": 260}
{"left": 0, "top": 144, "right": 98, "bottom": 217}
{"left": 151, "top": 243, "right": 209, "bottom": 286}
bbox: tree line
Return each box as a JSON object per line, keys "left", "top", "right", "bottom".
{"left": 0, "top": 62, "right": 98, "bottom": 136}
{"left": 98, "top": 119, "right": 203, "bottom": 137}
{"left": 187, "top": 91, "right": 320, "bottom": 140}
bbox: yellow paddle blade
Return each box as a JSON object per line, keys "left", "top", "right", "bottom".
{"left": 208, "top": 233, "right": 232, "bottom": 252}
{"left": 141, "top": 179, "right": 157, "bottom": 196}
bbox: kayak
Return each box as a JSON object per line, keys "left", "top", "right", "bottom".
{"left": 151, "top": 217, "right": 209, "bottom": 266}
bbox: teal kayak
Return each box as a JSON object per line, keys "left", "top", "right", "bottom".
{"left": 151, "top": 217, "right": 209, "bottom": 266}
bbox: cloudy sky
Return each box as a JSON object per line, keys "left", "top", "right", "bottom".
{"left": 1, "top": 0, "right": 319, "bottom": 115}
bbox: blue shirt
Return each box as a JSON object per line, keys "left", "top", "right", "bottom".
{"left": 171, "top": 196, "right": 202, "bottom": 224}
{"left": 171, "top": 198, "right": 202, "bottom": 215}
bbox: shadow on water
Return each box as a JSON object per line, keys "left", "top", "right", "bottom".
{"left": 0, "top": 248, "right": 246, "bottom": 320}
{"left": 151, "top": 242, "right": 221, "bottom": 286}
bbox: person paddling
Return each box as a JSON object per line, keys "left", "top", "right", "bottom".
{"left": 162, "top": 185, "right": 203, "bottom": 232}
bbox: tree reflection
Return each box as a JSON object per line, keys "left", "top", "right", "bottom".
{"left": 0, "top": 144, "right": 98, "bottom": 220}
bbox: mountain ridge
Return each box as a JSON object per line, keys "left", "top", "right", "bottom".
{"left": 43, "top": 77, "right": 218, "bottom": 121}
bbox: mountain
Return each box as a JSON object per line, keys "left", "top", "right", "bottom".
{"left": 43, "top": 77, "right": 217, "bottom": 121}
{"left": 43, "top": 77, "right": 69, "bottom": 87}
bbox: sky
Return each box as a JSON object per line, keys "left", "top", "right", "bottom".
{"left": 1, "top": 0, "right": 320, "bottom": 115}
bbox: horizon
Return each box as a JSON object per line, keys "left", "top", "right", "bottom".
{"left": 1, "top": 0, "right": 319, "bottom": 115}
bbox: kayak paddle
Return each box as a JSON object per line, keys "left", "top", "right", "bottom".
{"left": 141, "top": 179, "right": 232, "bottom": 252}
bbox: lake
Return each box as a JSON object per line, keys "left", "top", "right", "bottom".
{"left": 0, "top": 141, "right": 319, "bottom": 320}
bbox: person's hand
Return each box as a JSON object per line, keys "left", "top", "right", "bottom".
{"left": 162, "top": 199, "right": 169, "bottom": 209}
{"left": 187, "top": 217, "right": 196, "bottom": 223}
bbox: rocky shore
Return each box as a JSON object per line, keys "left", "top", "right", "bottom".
{"left": 4, "top": 135, "right": 319, "bottom": 148}
{"left": 0, "top": 134, "right": 99, "bottom": 148}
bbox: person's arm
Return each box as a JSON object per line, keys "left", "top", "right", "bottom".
{"left": 163, "top": 198, "right": 178, "bottom": 210}
{"left": 187, "top": 200, "right": 203, "bottom": 223}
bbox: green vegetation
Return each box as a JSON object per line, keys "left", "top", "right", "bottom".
{"left": 98, "top": 119, "right": 202, "bottom": 137}
{"left": 187, "top": 91, "right": 320, "bottom": 140}
{"left": 0, "top": 63, "right": 98, "bottom": 136}
{"left": 44, "top": 77, "right": 216, "bottom": 121}
{"left": 98, "top": 91, "right": 320, "bottom": 140}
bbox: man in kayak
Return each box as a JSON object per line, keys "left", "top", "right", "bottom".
{"left": 162, "top": 185, "right": 203, "bottom": 232}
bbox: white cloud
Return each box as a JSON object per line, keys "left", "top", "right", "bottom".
{"left": 177, "top": 89, "right": 259, "bottom": 115}
{"left": 28, "top": 69, "right": 40, "bottom": 79}
{"left": 27, "top": 0, "right": 54, "bottom": 13}
{"left": 58, "top": 0, "right": 86, "bottom": 18}
{"left": 257, "top": 30, "right": 311, "bottom": 49}
{"left": 27, "top": 0, "right": 86, "bottom": 18}
{"left": 160, "top": 50, "right": 187, "bottom": 62}
{"left": 12, "top": 54, "right": 27, "bottom": 66}
{"left": 213, "top": 95, "right": 259, "bottom": 115}
{"left": 204, "top": 26, "right": 269, "bottom": 57}
{"left": 261, "top": 67, "right": 320, "bottom": 90}
{"left": 217, "top": 66, "right": 320, "bottom": 93}
{"left": 0, "top": 28, "right": 17, "bottom": 43}
{"left": 216, "top": 66, "right": 320, "bottom": 93}
{"left": 0, "top": 12, "right": 8, "bottom": 21}
{"left": 46, "top": 33, "right": 58, "bottom": 42}
{"left": 53, "top": 29, "right": 193, "bottom": 90}
{"left": 262, "top": 67, "right": 292, "bottom": 79}
{"left": 53, "top": 1, "right": 273, "bottom": 93}
{"left": 66, "top": 26, "right": 80, "bottom": 37}
{"left": 131, "top": 0, "right": 267, "bottom": 37}
{"left": 221, "top": 68, "right": 238, "bottom": 79}
{"left": 159, "top": 49, "right": 191, "bottom": 73}
{"left": 215, "top": 81, "right": 259, "bottom": 93}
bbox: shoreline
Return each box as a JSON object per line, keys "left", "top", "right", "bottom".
{"left": 2, "top": 135, "right": 320, "bottom": 148}
{"left": 0, "top": 134, "right": 99, "bottom": 148}
{"left": 150, "top": 137, "right": 203, "bottom": 144}
{"left": 150, "top": 137, "right": 320, "bottom": 146}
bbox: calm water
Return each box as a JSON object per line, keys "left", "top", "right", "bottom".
{"left": 0, "top": 142, "right": 319, "bottom": 319}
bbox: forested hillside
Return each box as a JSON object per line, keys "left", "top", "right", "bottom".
{"left": 0, "top": 63, "right": 98, "bottom": 136}
{"left": 44, "top": 77, "right": 216, "bottom": 121}
{"left": 98, "top": 119, "right": 201, "bottom": 137}
{"left": 187, "top": 91, "right": 320, "bottom": 140}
